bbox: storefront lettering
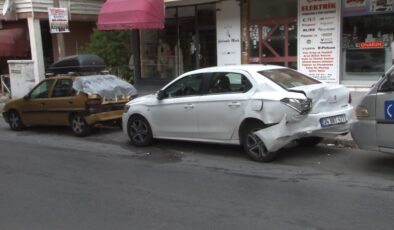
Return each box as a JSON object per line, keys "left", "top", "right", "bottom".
{"left": 301, "top": 3, "right": 336, "bottom": 11}
{"left": 359, "top": 41, "right": 385, "bottom": 49}
{"left": 218, "top": 38, "right": 240, "bottom": 44}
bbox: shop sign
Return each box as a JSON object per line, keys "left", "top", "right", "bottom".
{"left": 298, "top": 0, "right": 341, "bottom": 83}
{"left": 359, "top": 41, "right": 385, "bottom": 48}
{"left": 48, "top": 8, "right": 70, "bottom": 34}
{"left": 216, "top": 0, "right": 241, "bottom": 66}
{"left": 343, "top": 0, "right": 394, "bottom": 16}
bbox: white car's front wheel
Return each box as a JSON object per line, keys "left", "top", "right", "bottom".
{"left": 127, "top": 115, "right": 153, "bottom": 147}
{"left": 242, "top": 122, "right": 277, "bottom": 162}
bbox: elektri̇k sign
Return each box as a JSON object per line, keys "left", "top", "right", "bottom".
{"left": 298, "top": 0, "right": 341, "bottom": 83}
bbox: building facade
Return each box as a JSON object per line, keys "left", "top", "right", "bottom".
{"left": 0, "top": 0, "right": 103, "bottom": 84}
{"left": 132, "top": 0, "right": 394, "bottom": 89}
{"left": 1, "top": 0, "right": 393, "bottom": 89}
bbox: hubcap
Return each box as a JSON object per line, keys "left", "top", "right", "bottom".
{"left": 72, "top": 116, "right": 85, "bottom": 133}
{"left": 9, "top": 112, "right": 20, "bottom": 129}
{"left": 246, "top": 132, "right": 268, "bottom": 158}
{"left": 129, "top": 119, "right": 148, "bottom": 144}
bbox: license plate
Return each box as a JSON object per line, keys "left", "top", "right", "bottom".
{"left": 320, "top": 114, "right": 347, "bottom": 127}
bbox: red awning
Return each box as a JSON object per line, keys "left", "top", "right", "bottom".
{"left": 98, "top": 0, "right": 165, "bottom": 30}
{"left": 0, "top": 28, "right": 30, "bottom": 57}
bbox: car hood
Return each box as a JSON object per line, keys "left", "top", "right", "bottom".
{"left": 128, "top": 94, "right": 157, "bottom": 105}
{"left": 291, "top": 83, "right": 350, "bottom": 113}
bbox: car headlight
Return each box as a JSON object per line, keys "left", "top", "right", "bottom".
{"left": 355, "top": 105, "right": 369, "bottom": 118}
{"left": 124, "top": 104, "right": 130, "bottom": 113}
{"left": 280, "top": 98, "right": 312, "bottom": 115}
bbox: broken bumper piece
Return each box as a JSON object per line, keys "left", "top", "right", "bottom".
{"left": 254, "top": 106, "right": 353, "bottom": 152}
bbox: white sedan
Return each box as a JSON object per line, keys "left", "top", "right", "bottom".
{"left": 123, "top": 65, "right": 353, "bottom": 162}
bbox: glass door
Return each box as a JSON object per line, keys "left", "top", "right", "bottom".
{"left": 249, "top": 18, "right": 297, "bottom": 68}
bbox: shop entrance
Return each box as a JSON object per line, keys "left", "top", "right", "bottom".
{"left": 138, "top": 4, "right": 216, "bottom": 82}
{"left": 249, "top": 17, "right": 297, "bottom": 69}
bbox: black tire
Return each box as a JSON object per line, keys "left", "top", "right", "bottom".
{"left": 7, "top": 110, "right": 25, "bottom": 131}
{"left": 70, "top": 114, "right": 91, "bottom": 137}
{"left": 242, "top": 122, "right": 277, "bottom": 162}
{"left": 297, "top": 137, "right": 323, "bottom": 147}
{"left": 127, "top": 115, "right": 153, "bottom": 147}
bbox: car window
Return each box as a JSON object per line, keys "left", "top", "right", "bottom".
{"left": 30, "top": 80, "right": 54, "bottom": 99}
{"left": 258, "top": 68, "right": 319, "bottom": 89}
{"left": 379, "top": 70, "right": 394, "bottom": 92}
{"left": 164, "top": 74, "right": 203, "bottom": 98}
{"left": 208, "top": 72, "right": 252, "bottom": 94}
{"left": 52, "top": 79, "right": 75, "bottom": 97}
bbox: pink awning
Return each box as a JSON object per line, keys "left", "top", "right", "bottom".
{"left": 0, "top": 28, "right": 30, "bottom": 57}
{"left": 98, "top": 0, "right": 165, "bottom": 30}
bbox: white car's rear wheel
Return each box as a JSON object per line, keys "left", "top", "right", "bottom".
{"left": 127, "top": 115, "right": 153, "bottom": 146}
{"left": 242, "top": 122, "right": 277, "bottom": 162}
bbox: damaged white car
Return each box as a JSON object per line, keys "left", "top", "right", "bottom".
{"left": 122, "top": 65, "right": 353, "bottom": 162}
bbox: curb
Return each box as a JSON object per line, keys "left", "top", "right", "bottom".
{"left": 322, "top": 137, "right": 358, "bottom": 149}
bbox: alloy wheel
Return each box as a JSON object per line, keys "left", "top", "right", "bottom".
{"left": 71, "top": 114, "right": 91, "bottom": 136}
{"left": 128, "top": 116, "right": 153, "bottom": 146}
{"left": 8, "top": 111, "right": 24, "bottom": 131}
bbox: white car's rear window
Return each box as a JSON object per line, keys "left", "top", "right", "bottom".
{"left": 258, "top": 69, "right": 320, "bottom": 89}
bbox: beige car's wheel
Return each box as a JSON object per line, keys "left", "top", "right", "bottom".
{"left": 70, "top": 114, "right": 91, "bottom": 137}
{"left": 8, "top": 110, "right": 25, "bottom": 131}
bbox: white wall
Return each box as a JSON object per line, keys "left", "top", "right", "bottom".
{"left": 216, "top": 0, "right": 241, "bottom": 66}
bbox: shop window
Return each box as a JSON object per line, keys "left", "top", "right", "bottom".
{"left": 346, "top": 49, "right": 385, "bottom": 73}
{"left": 342, "top": 14, "right": 394, "bottom": 80}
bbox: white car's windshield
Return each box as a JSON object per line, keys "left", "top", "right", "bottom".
{"left": 258, "top": 68, "right": 320, "bottom": 89}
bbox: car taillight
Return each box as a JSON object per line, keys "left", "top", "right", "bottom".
{"left": 85, "top": 99, "right": 102, "bottom": 110}
{"left": 280, "top": 97, "right": 312, "bottom": 115}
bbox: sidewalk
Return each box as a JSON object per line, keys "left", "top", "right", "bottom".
{"left": 0, "top": 93, "right": 10, "bottom": 114}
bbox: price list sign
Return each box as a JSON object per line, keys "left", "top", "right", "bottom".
{"left": 297, "top": 0, "right": 341, "bottom": 83}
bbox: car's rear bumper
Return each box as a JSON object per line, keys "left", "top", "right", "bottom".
{"left": 255, "top": 105, "right": 354, "bottom": 152}
{"left": 84, "top": 110, "right": 123, "bottom": 125}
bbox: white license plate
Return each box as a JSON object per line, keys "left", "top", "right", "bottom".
{"left": 320, "top": 114, "right": 347, "bottom": 127}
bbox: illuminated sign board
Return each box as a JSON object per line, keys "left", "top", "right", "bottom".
{"left": 359, "top": 41, "right": 385, "bottom": 48}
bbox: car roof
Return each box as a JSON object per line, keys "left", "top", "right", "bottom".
{"left": 184, "top": 64, "right": 286, "bottom": 75}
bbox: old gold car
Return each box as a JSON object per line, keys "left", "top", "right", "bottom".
{"left": 2, "top": 55, "right": 137, "bottom": 136}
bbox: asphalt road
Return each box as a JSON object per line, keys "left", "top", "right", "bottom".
{"left": 0, "top": 120, "right": 393, "bottom": 230}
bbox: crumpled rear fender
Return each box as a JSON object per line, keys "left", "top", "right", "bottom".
{"left": 254, "top": 106, "right": 354, "bottom": 152}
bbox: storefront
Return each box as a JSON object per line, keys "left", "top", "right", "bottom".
{"left": 341, "top": 0, "right": 394, "bottom": 86}
{"left": 247, "top": 0, "right": 298, "bottom": 68}
{"left": 247, "top": 0, "right": 394, "bottom": 87}
{"left": 138, "top": 3, "right": 217, "bottom": 84}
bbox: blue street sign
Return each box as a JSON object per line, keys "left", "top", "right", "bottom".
{"left": 385, "top": 101, "right": 394, "bottom": 120}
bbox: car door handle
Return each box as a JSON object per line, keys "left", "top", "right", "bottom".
{"left": 228, "top": 102, "right": 241, "bottom": 107}
{"left": 68, "top": 101, "right": 73, "bottom": 104}
{"left": 184, "top": 104, "right": 195, "bottom": 109}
